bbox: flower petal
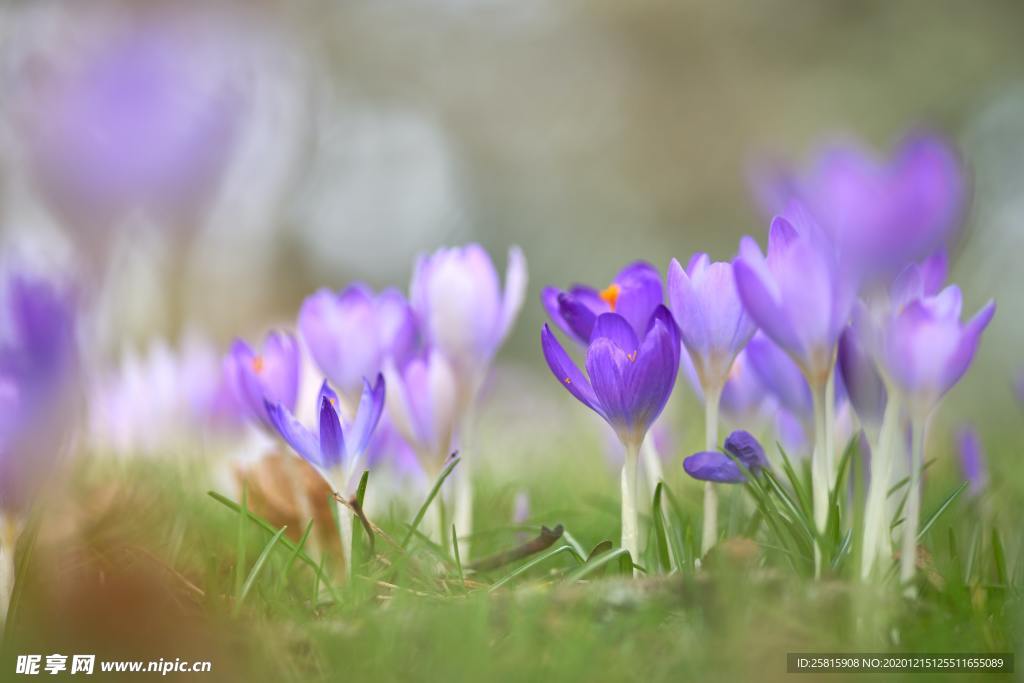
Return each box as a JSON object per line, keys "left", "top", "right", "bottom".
{"left": 683, "top": 451, "right": 745, "bottom": 483}
{"left": 318, "top": 395, "right": 345, "bottom": 470}
{"left": 265, "top": 400, "right": 322, "bottom": 468}
{"left": 541, "top": 325, "right": 604, "bottom": 419}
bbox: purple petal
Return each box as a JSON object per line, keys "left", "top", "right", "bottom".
{"left": 956, "top": 424, "right": 987, "bottom": 496}
{"left": 838, "top": 325, "right": 886, "bottom": 426}
{"left": 612, "top": 261, "right": 663, "bottom": 337}
{"left": 591, "top": 313, "right": 640, "bottom": 353}
{"left": 622, "top": 307, "right": 680, "bottom": 439}
{"left": 723, "top": 430, "right": 768, "bottom": 471}
{"left": 541, "top": 325, "right": 605, "bottom": 419}
{"left": 585, "top": 337, "right": 632, "bottom": 431}
{"left": 348, "top": 373, "right": 386, "bottom": 462}
{"left": 734, "top": 246, "right": 805, "bottom": 361}
{"left": 746, "top": 333, "right": 813, "bottom": 419}
{"left": 318, "top": 395, "right": 345, "bottom": 470}
{"left": 265, "top": 400, "right": 321, "bottom": 468}
{"left": 498, "top": 245, "right": 528, "bottom": 342}
{"left": 557, "top": 292, "right": 600, "bottom": 345}
{"left": 683, "top": 451, "right": 745, "bottom": 483}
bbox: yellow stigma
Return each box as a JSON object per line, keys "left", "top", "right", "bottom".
{"left": 251, "top": 355, "right": 265, "bottom": 374}
{"left": 626, "top": 350, "right": 637, "bottom": 363}
{"left": 599, "top": 283, "right": 622, "bottom": 311}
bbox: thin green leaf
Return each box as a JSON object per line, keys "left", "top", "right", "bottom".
{"left": 565, "top": 549, "right": 633, "bottom": 582}
{"left": 402, "top": 457, "right": 461, "bottom": 548}
{"left": 917, "top": 482, "right": 967, "bottom": 541}
{"left": 488, "top": 545, "right": 583, "bottom": 592}
{"left": 235, "top": 525, "right": 287, "bottom": 616}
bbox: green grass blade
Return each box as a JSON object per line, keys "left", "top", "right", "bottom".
{"left": 402, "top": 457, "right": 461, "bottom": 549}
{"left": 565, "top": 548, "right": 633, "bottom": 582}
{"left": 651, "top": 482, "right": 671, "bottom": 573}
{"left": 208, "top": 491, "right": 339, "bottom": 602}
{"left": 917, "top": 482, "right": 967, "bottom": 541}
{"left": 452, "top": 524, "right": 466, "bottom": 591}
{"left": 235, "top": 525, "right": 288, "bottom": 616}
{"left": 488, "top": 545, "right": 583, "bottom": 592}
{"left": 991, "top": 528, "right": 1007, "bottom": 585}
{"left": 234, "top": 484, "right": 249, "bottom": 596}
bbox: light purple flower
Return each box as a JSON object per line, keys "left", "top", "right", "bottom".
{"left": 12, "top": 10, "right": 244, "bottom": 230}
{"left": 734, "top": 207, "right": 855, "bottom": 386}
{"left": 879, "top": 285, "right": 994, "bottom": 415}
{"left": 758, "top": 134, "right": 965, "bottom": 284}
{"left": 224, "top": 331, "right": 300, "bottom": 431}
{"left": 542, "top": 306, "right": 680, "bottom": 449}
{"left": 383, "top": 349, "right": 459, "bottom": 472}
{"left": 956, "top": 425, "right": 987, "bottom": 497}
{"left": 265, "top": 375, "right": 385, "bottom": 487}
{"left": 0, "top": 276, "right": 78, "bottom": 513}
{"left": 684, "top": 430, "right": 769, "bottom": 484}
{"left": 745, "top": 333, "right": 813, "bottom": 421}
{"left": 542, "top": 261, "right": 663, "bottom": 345}
{"left": 667, "top": 254, "right": 756, "bottom": 392}
{"left": 719, "top": 349, "right": 769, "bottom": 423}
{"left": 411, "top": 244, "right": 527, "bottom": 392}
{"left": 299, "top": 284, "right": 417, "bottom": 402}
{"left": 838, "top": 320, "right": 887, "bottom": 430}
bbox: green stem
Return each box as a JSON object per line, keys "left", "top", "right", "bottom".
{"left": 701, "top": 385, "right": 722, "bottom": 557}
{"left": 0, "top": 514, "right": 17, "bottom": 625}
{"left": 621, "top": 442, "right": 641, "bottom": 575}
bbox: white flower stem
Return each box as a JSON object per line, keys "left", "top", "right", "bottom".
{"left": 335, "top": 487, "right": 354, "bottom": 580}
{"left": 1, "top": 513, "right": 20, "bottom": 625}
{"left": 810, "top": 373, "right": 833, "bottom": 578}
{"left": 860, "top": 395, "right": 901, "bottom": 580}
{"left": 453, "top": 409, "right": 476, "bottom": 561}
{"left": 621, "top": 441, "right": 641, "bottom": 575}
{"left": 900, "top": 415, "right": 927, "bottom": 596}
{"left": 701, "top": 384, "right": 723, "bottom": 557}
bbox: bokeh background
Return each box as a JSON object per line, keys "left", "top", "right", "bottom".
{"left": 1, "top": 0, "right": 1022, "bottom": 459}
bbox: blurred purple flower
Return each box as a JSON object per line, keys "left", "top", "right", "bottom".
{"left": 299, "top": 284, "right": 417, "bottom": 403}
{"left": 383, "top": 349, "right": 459, "bottom": 473}
{"left": 0, "top": 276, "right": 78, "bottom": 513}
{"left": 13, "top": 11, "right": 244, "bottom": 230}
{"left": 719, "top": 349, "right": 769, "bottom": 423}
{"left": 667, "top": 254, "right": 756, "bottom": 392}
{"left": 224, "top": 331, "right": 300, "bottom": 431}
{"left": 838, "top": 319, "right": 887, "bottom": 430}
{"left": 891, "top": 249, "right": 949, "bottom": 309}
{"left": 955, "top": 425, "right": 987, "bottom": 497}
{"left": 684, "top": 430, "right": 769, "bottom": 484}
{"left": 879, "top": 285, "right": 994, "bottom": 415}
{"left": 757, "top": 134, "right": 965, "bottom": 284}
{"left": 1015, "top": 370, "right": 1024, "bottom": 406}
{"left": 733, "top": 207, "right": 854, "bottom": 386}
{"left": 411, "top": 244, "right": 526, "bottom": 395}
{"left": 265, "top": 375, "right": 385, "bottom": 486}
{"left": 542, "top": 306, "right": 680, "bottom": 449}
{"left": 542, "top": 261, "right": 662, "bottom": 345}
{"left": 746, "top": 333, "right": 813, "bottom": 421}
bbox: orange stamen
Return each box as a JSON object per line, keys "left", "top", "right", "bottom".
{"left": 599, "top": 283, "right": 622, "bottom": 311}
{"left": 251, "top": 355, "right": 265, "bottom": 374}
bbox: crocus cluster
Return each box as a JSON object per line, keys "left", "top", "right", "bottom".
{"left": 226, "top": 244, "right": 526, "bottom": 558}
{"left": 543, "top": 132, "right": 995, "bottom": 588}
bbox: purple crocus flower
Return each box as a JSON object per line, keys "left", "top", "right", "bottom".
{"left": 541, "top": 306, "right": 680, "bottom": 449}
{"left": 745, "top": 333, "right": 813, "bottom": 421}
{"left": 411, "top": 244, "right": 526, "bottom": 396}
{"left": 265, "top": 375, "right": 385, "bottom": 491}
{"left": 667, "top": 254, "right": 756, "bottom": 393}
{"left": 684, "top": 430, "right": 769, "bottom": 484}
{"left": 299, "top": 284, "right": 417, "bottom": 404}
{"left": 758, "top": 134, "right": 965, "bottom": 284}
{"left": 542, "top": 261, "right": 663, "bottom": 345}
{"left": 879, "top": 285, "right": 995, "bottom": 416}
{"left": 224, "top": 331, "right": 300, "bottom": 431}
{"left": 0, "top": 276, "right": 79, "bottom": 514}
{"left": 383, "top": 349, "right": 459, "bottom": 474}
{"left": 12, "top": 9, "right": 244, "bottom": 231}
{"left": 956, "top": 425, "right": 987, "bottom": 497}
{"left": 733, "top": 207, "right": 855, "bottom": 387}
{"left": 837, "top": 320, "right": 887, "bottom": 431}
